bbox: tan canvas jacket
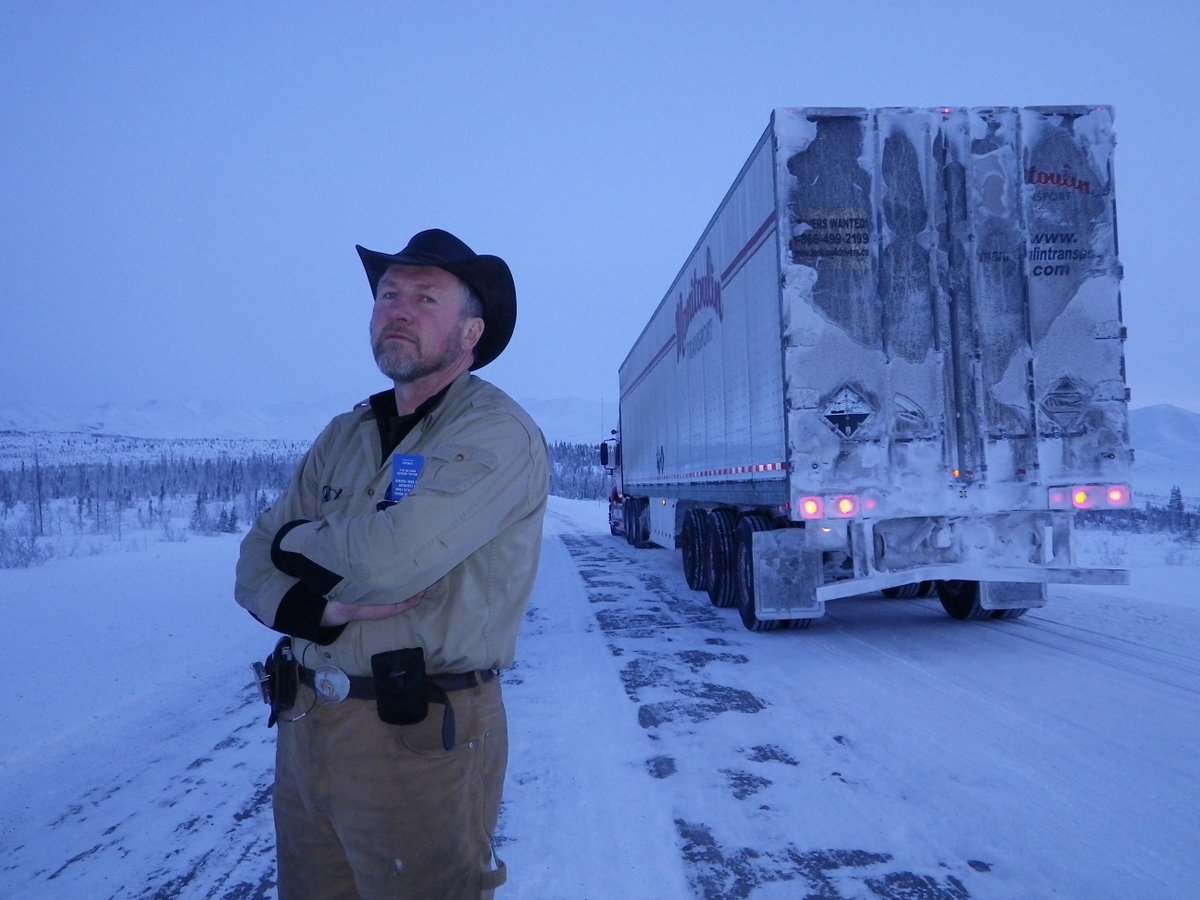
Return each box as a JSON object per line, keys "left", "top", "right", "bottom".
{"left": 235, "top": 372, "right": 549, "bottom": 675}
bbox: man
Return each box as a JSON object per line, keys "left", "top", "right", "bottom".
{"left": 235, "top": 228, "right": 549, "bottom": 899}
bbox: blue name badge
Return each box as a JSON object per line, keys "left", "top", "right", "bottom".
{"left": 387, "top": 454, "right": 425, "bottom": 502}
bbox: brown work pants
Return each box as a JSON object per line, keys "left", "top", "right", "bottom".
{"left": 273, "top": 675, "right": 508, "bottom": 899}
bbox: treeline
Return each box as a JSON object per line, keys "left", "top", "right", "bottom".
{"left": 0, "top": 442, "right": 611, "bottom": 568}
{"left": 1078, "top": 486, "right": 1199, "bottom": 541}
{"left": 1, "top": 442, "right": 1195, "bottom": 567}
{"left": 0, "top": 452, "right": 302, "bottom": 535}
{"left": 4, "top": 446, "right": 1192, "bottom": 537}
{"left": 547, "top": 441, "right": 609, "bottom": 501}
{"left": 0, "top": 441, "right": 609, "bottom": 520}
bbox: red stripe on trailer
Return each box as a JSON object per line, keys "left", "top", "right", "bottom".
{"left": 624, "top": 334, "right": 676, "bottom": 397}
{"left": 721, "top": 212, "right": 776, "bottom": 287}
{"left": 622, "top": 212, "right": 777, "bottom": 399}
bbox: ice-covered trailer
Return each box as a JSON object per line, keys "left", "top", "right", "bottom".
{"left": 600, "top": 106, "right": 1133, "bottom": 631}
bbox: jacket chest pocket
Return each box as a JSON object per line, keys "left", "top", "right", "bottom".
{"left": 420, "top": 444, "right": 499, "bottom": 496}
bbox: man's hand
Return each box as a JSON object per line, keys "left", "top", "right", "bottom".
{"left": 320, "top": 593, "right": 424, "bottom": 627}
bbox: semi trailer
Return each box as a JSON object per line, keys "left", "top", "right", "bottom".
{"left": 601, "top": 106, "right": 1132, "bottom": 631}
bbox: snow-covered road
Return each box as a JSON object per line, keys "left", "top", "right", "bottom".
{"left": 2, "top": 497, "right": 1198, "bottom": 898}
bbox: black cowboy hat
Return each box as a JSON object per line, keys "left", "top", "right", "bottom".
{"left": 355, "top": 228, "right": 516, "bottom": 370}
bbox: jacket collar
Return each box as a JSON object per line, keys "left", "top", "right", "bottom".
{"left": 366, "top": 371, "right": 473, "bottom": 420}
{"left": 366, "top": 372, "right": 473, "bottom": 457}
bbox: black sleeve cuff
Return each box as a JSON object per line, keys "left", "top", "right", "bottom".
{"left": 272, "top": 582, "right": 348, "bottom": 645}
{"left": 270, "top": 519, "right": 344, "bottom": 596}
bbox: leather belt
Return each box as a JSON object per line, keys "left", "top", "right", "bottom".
{"left": 298, "top": 665, "right": 496, "bottom": 700}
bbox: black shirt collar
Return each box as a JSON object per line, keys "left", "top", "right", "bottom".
{"left": 368, "top": 385, "right": 452, "bottom": 461}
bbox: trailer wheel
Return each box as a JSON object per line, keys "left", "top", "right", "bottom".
{"left": 681, "top": 508, "right": 709, "bottom": 591}
{"left": 624, "top": 497, "right": 650, "bottom": 548}
{"left": 734, "top": 514, "right": 780, "bottom": 632}
{"left": 935, "top": 580, "right": 990, "bottom": 621}
{"left": 882, "top": 582, "right": 923, "bottom": 599}
{"left": 991, "top": 607, "right": 1029, "bottom": 620}
{"left": 635, "top": 499, "right": 652, "bottom": 547}
{"left": 704, "top": 508, "right": 738, "bottom": 608}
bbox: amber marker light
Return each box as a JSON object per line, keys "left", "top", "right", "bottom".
{"left": 833, "top": 496, "right": 858, "bottom": 517}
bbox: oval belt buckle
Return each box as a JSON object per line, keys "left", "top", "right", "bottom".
{"left": 312, "top": 665, "right": 352, "bottom": 704}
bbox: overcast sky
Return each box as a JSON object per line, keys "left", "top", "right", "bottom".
{"left": 3, "top": 1, "right": 1197, "bottom": 417}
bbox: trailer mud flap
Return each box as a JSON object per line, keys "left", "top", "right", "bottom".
{"left": 980, "top": 581, "right": 1047, "bottom": 611}
{"left": 753, "top": 529, "right": 824, "bottom": 620}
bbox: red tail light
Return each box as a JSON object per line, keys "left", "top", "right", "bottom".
{"left": 1106, "top": 485, "right": 1131, "bottom": 507}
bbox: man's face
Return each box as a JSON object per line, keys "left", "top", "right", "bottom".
{"left": 370, "top": 265, "right": 482, "bottom": 384}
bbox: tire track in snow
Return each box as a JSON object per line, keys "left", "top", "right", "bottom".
{"left": 987, "top": 613, "right": 1200, "bottom": 696}
{"left": 556, "top": 528, "right": 993, "bottom": 899}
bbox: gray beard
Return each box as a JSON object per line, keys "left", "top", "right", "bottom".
{"left": 372, "top": 332, "right": 465, "bottom": 384}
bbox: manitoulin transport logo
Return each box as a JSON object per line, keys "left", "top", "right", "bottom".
{"left": 675, "top": 247, "right": 723, "bottom": 359}
{"left": 1025, "top": 164, "right": 1091, "bottom": 195}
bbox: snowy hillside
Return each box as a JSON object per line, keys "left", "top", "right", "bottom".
{"left": 0, "top": 395, "right": 614, "bottom": 447}
{"left": 0, "top": 397, "right": 342, "bottom": 442}
{"left": 1127, "top": 404, "right": 1200, "bottom": 502}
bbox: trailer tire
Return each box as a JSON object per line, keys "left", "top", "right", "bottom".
{"left": 936, "top": 580, "right": 990, "bottom": 620}
{"left": 992, "top": 607, "right": 1029, "bottom": 620}
{"left": 882, "top": 582, "right": 923, "bottom": 599}
{"left": 704, "top": 508, "right": 738, "bottom": 608}
{"left": 681, "top": 508, "right": 709, "bottom": 591}
{"left": 624, "top": 497, "right": 651, "bottom": 548}
{"left": 635, "top": 499, "right": 651, "bottom": 548}
{"left": 734, "top": 514, "right": 780, "bottom": 632}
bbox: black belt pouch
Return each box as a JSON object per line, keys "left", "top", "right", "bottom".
{"left": 371, "top": 647, "right": 429, "bottom": 725}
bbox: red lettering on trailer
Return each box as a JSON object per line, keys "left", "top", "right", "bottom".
{"left": 626, "top": 213, "right": 778, "bottom": 395}
{"left": 674, "top": 248, "right": 724, "bottom": 359}
{"left": 1026, "top": 165, "right": 1091, "bottom": 194}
